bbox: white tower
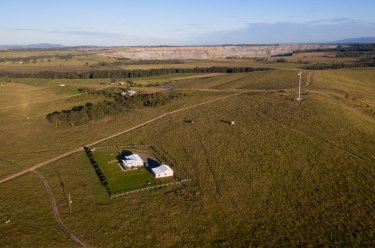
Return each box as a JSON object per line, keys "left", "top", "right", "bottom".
{"left": 297, "top": 72, "right": 303, "bottom": 101}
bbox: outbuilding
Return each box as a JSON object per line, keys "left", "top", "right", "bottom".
{"left": 127, "top": 90, "right": 137, "bottom": 96}
{"left": 151, "top": 164, "right": 174, "bottom": 178}
{"left": 121, "top": 154, "right": 144, "bottom": 168}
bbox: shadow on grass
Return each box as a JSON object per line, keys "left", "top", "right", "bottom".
{"left": 219, "top": 119, "right": 232, "bottom": 124}
{"left": 57, "top": 170, "right": 70, "bottom": 212}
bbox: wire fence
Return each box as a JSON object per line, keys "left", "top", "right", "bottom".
{"left": 93, "top": 144, "right": 189, "bottom": 180}
{"left": 90, "top": 144, "right": 191, "bottom": 199}
{"left": 110, "top": 179, "right": 191, "bottom": 199}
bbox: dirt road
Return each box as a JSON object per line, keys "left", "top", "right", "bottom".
{"left": 33, "top": 170, "right": 90, "bottom": 248}
{"left": 0, "top": 92, "right": 241, "bottom": 184}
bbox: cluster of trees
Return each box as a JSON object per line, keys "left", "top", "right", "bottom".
{"left": 272, "top": 53, "right": 293, "bottom": 57}
{"left": 335, "top": 44, "right": 375, "bottom": 58}
{"left": 84, "top": 147, "right": 111, "bottom": 195}
{"left": 141, "top": 92, "right": 184, "bottom": 107}
{"left": 46, "top": 92, "right": 184, "bottom": 126}
{"left": 295, "top": 44, "right": 375, "bottom": 58}
{"left": 275, "top": 58, "right": 287, "bottom": 63}
{"left": 302, "top": 60, "right": 375, "bottom": 70}
{"left": 0, "top": 54, "right": 74, "bottom": 63}
{"left": 356, "top": 57, "right": 375, "bottom": 64}
{"left": 78, "top": 87, "right": 123, "bottom": 98}
{"left": 47, "top": 100, "right": 130, "bottom": 126}
{"left": 91, "top": 59, "right": 185, "bottom": 67}
{"left": 0, "top": 66, "right": 271, "bottom": 79}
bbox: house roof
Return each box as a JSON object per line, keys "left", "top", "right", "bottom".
{"left": 151, "top": 164, "right": 173, "bottom": 174}
{"left": 124, "top": 154, "right": 143, "bottom": 163}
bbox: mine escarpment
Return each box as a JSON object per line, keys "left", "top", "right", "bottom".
{"left": 103, "top": 44, "right": 337, "bottom": 60}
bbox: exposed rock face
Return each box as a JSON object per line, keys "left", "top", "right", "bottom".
{"left": 104, "top": 44, "right": 337, "bottom": 60}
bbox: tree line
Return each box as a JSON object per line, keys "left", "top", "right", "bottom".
{"left": 302, "top": 60, "right": 375, "bottom": 70}
{"left": 84, "top": 147, "right": 111, "bottom": 195}
{"left": 46, "top": 92, "right": 184, "bottom": 126}
{"left": 295, "top": 44, "right": 375, "bottom": 58}
{"left": 0, "top": 66, "right": 271, "bottom": 79}
{"left": 0, "top": 54, "right": 74, "bottom": 63}
{"left": 91, "top": 59, "right": 185, "bottom": 67}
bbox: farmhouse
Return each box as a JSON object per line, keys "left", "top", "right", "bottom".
{"left": 121, "top": 154, "right": 144, "bottom": 168}
{"left": 151, "top": 164, "right": 173, "bottom": 178}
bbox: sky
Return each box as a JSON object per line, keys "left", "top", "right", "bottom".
{"left": 1, "top": 0, "right": 375, "bottom": 46}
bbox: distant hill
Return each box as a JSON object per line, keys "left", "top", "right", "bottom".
{"left": 0, "top": 43, "right": 64, "bottom": 50}
{"left": 335, "top": 37, "right": 375, "bottom": 44}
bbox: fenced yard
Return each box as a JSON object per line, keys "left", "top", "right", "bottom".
{"left": 87, "top": 144, "right": 189, "bottom": 196}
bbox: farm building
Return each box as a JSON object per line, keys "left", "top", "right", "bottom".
{"left": 151, "top": 164, "right": 173, "bottom": 178}
{"left": 128, "top": 90, "right": 137, "bottom": 96}
{"left": 121, "top": 90, "right": 137, "bottom": 97}
{"left": 121, "top": 154, "right": 144, "bottom": 168}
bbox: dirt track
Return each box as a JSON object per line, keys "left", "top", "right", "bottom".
{"left": 33, "top": 170, "right": 90, "bottom": 248}
{"left": 0, "top": 92, "right": 241, "bottom": 184}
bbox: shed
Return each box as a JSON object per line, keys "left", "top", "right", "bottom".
{"left": 127, "top": 90, "right": 137, "bottom": 96}
{"left": 151, "top": 164, "right": 173, "bottom": 178}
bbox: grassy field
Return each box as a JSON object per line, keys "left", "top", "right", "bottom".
{"left": 0, "top": 173, "right": 75, "bottom": 247}
{"left": 0, "top": 79, "right": 224, "bottom": 178}
{"left": 0, "top": 52, "right": 374, "bottom": 247}
{"left": 91, "top": 150, "right": 173, "bottom": 194}
{"left": 2, "top": 88, "right": 372, "bottom": 247}
{"left": 172, "top": 70, "right": 309, "bottom": 90}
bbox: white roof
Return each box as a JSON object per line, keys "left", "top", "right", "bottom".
{"left": 151, "top": 164, "right": 172, "bottom": 174}
{"left": 124, "top": 154, "right": 143, "bottom": 163}
{"left": 128, "top": 90, "right": 137, "bottom": 95}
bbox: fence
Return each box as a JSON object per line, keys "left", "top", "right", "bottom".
{"left": 110, "top": 179, "right": 191, "bottom": 199}
{"left": 93, "top": 144, "right": 190, "bottom": 180}
{"left": 90, "top": 144, "right": 191, "bottom": 198}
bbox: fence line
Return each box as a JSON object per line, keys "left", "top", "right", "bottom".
{"left": 94, "top": 144, "right": 187, "bottom": 179}
{"left": 93, "top": 144, "right": 152, "bottom": 149}
{"left": 92, "top": 144, "right": 191, "bottom": 198}
{"left": 110, "top": 179, "right": 191, "bottom": 199}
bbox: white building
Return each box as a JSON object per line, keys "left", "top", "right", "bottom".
{"left": 151, "top": 164, "right": 174, "bottom": 178}
{"left": 121, "top": 90, "right": 137, "bottom": 97}
{"left": 121, "top": 154, "right": 144, "bottom": 168}
{"left": 127, "top": 90, "right": 137, "bottom": 96}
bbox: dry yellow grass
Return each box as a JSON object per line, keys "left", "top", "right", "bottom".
{"left": 0, "top": 55, "right": 374, "bottom": 247}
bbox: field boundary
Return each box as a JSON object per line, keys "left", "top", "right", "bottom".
{"left": 110, "top": 179, "right": 191, "bottom": 199}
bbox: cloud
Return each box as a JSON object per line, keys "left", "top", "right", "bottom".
{"left": 8, "top": 27, "right": 124, "bottom": 38}
{"left": 306, "top": 18, "right": 355, "bottom": 26}
{"left": 50, "top": 30, "right": 124, "bottom": 38}
{"left": 170, "top": 28, "right": 186, "bottom": 33}
{"left": 14, "top": 28, "right": 44, "bottom": 32}
{"left": 187, "top": 19, "right": 375, "bottom": 45}
{"left": 3, "top": 18, "right": 375, "bottom": 46}
{"left": 0, "top": 26, "right": 127, "bottom": 46}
